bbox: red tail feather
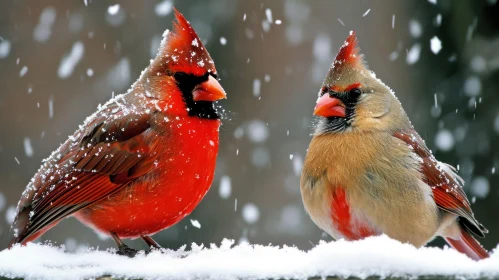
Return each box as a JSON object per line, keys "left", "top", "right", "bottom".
{"left": 444, "top": 228, "right": 489, "bottom": 261}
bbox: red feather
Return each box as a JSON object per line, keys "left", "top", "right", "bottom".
{"left": 330, "top": 82, "right": 362, "bottom": 93}
{"left": 393, "top": 130, "right": 488, "bottom": 259}
{"left": 392, "top": 131, "right": 473, "bottom": 219}
{"left": 9, "top": 9, "right": 224, "bottom": 247}
{"left": 445, "top": 228, "right": 489, "bottom": 261}
{"left": 157, "top": 8, "right": 216, "bottom": 76}
{"left": 331, "top": 187, "right": 376, "bottom": 240}
{"left": 331, "top": 187, "right": 354, "bottom": 238}
{"left": 333, "top": 31, "right": 363, "bottom": 68}
{"left": 322, "top": 32, "right": 366, "bottom": 89}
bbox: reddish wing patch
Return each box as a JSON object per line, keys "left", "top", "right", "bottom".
{"left": 393, "top": 131, "right": 485, "bottom": 237}
{"left": 331, "top": 188, "right": 353, "bottom": 238}
{"left": 331, "top": 188, "right": 376, "bottom": 240}
{"left": 10, "top": 106, "right": 158, "bottom": 246}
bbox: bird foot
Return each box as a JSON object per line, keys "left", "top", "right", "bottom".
{"left": 116, "top": 244, "right": 141, "bottom": 258}
{"left": 145, "top": 246, "right": 164, "bottom": 255}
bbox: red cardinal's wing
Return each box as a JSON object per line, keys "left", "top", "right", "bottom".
{"left": 11, "top": 102, "right": 160, "bottom": 244}
{"left": 393, "top": 130, "right": 487, "bottom": 237}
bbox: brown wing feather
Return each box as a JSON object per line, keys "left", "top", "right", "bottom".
{"left": 393, "top": 130, "right": 487, "bottom": 238}
{"left": 10, "top": 103, "right": 159, "bottom": 246}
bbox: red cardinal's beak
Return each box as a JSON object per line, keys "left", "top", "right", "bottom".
{"left": 314, "top": 94, "right": 346, "bottom": 118}
{"left": 193, "top": 76, "right": 227, "bottom": 102}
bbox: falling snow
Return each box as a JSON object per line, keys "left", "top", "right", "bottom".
{"left": 19, "top": 66, "right": 28, "bottom": 77}
{"left": 292, "top": 155, "right": 303, "bottom": 176}
{"left": 242, "top": 203, "right": 260, "bottom": 224}
{"left": 219, "top": 175, "right": 232, "bottom": 199}
{"left": 435, "top": 129, "right": 455, "bottom": 152}
{"left": 252, "top": 79, "right": 261, "bottom": 97}
{"left": 155, "top": 0, "right": 173, "bottom": 17}
{"left": 313, "top": 35, "right": 331, "bottom": 61}
{"left": 23, "top": 137, "right": 34, "bottom": 157}
{"left": 430, "top": 36, "right": 442, "bottom": 54}
{"left": 48, "top": 98, "right": 54, "bottom": 119}
{"left": 406, "top": 43, "right": 421, "bottom": 65}
{"left": 190, "top": 219, "right": 201, "bottom": 229}
{"left": 57, "top": 41, "right": 84, "bottom": 79}
{"left": 107, "top": 4, "right": 120, "bottom": 15}
{"left": 265, "top": 8, "right": 273, "bottom": 23}
{"left": 220, "top": 37, "right": 227, "bottom": 45}
{"left": 5, "top": 206, "right": 16, "bottom": 224}
{"left": 247, "top": 120, "right": 269, "bottom": 143}
{"left": 471, "top": 176, "right": 489, "bottom": 198}
{"left": 0, "top": 40, "right": 11, "bottom": 58}
{"left": 470, "top": 56, "right": 486, "bottom": 73}
{"left": 435, "top": 14, "right": 442, "bottom": 26}
{"left": 464, "top": 76, "right": 481, "bottom": 97}
{"left": 409, "top": 19, "right": 422, "bottom": 38}
{"left": 33, "top": 7, "right": 56, "bottom": 43}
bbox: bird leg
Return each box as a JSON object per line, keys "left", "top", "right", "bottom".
{"left": 141, "top": 235, "right": 162, "bottom": 250}
{"left": 110, "top": 232, "right": 140, "bottom": 258}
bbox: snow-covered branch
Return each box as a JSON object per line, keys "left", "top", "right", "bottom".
{"left": 0, "top": 235, "right": 498, "bottom": 280}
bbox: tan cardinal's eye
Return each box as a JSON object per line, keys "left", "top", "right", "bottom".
{"left": 349, "top": 88, "right": 362, "bottom": 98}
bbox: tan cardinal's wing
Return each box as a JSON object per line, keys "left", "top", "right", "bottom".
{"left": 11, "top": 103, "right": 160, "bottom": 245}
{"left": 393, "top": 130, "right": 487, "bottom": 238}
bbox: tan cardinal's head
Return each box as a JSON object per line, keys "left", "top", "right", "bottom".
{"left": 144, "top": 8, "right": 226, "bottom": 120}
{"left": 313, "top": 31, "right": 410, "bottom": 134}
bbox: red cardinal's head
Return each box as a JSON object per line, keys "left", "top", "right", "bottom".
{"left": 146, "top": 8, "right": 226, "bottom": 119}
{"left": 313, "top": 31, "right": 403, "bottom": 134}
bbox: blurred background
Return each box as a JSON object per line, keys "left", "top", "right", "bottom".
{"left": 0, "top": 0, "right": 498, "bottom": 253}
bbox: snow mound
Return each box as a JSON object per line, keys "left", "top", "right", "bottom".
{"left": 0, "top": 235, "right": 498, "bottom": 280}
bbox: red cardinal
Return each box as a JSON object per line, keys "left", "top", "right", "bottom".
{"left": 301, "top": 31, "right": 489, "bottom": 261}
{"left": 9, "top": 9, "right": 226, "bottom": 256}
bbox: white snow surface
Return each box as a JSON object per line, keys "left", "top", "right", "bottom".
{"left": 1, "top": 236, "right": 498, "bottom": 280}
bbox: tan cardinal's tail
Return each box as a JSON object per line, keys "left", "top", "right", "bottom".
{"left": 444, "top": 227, "right": 489, "bottom": 261}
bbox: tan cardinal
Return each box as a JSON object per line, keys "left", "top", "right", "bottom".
{"left": 301, "top": 31, "right": 489, "bottom": 261}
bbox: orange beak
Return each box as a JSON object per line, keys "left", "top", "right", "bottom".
{"left": 313, "top": 94, "right": 346, "bottom": 118}
{"left": 192, "top": 76, "right": 227, "bottom": 102}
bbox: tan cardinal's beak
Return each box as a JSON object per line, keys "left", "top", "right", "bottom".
{"left": 314, "top": 94, "right": 346, "bottom": 118}
{"left": 193, "top": 76, "right": 227, "bottom": 102}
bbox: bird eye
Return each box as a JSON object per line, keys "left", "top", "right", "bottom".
{"left": 349, "top": 88, "right": 362, "bottom": 98}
